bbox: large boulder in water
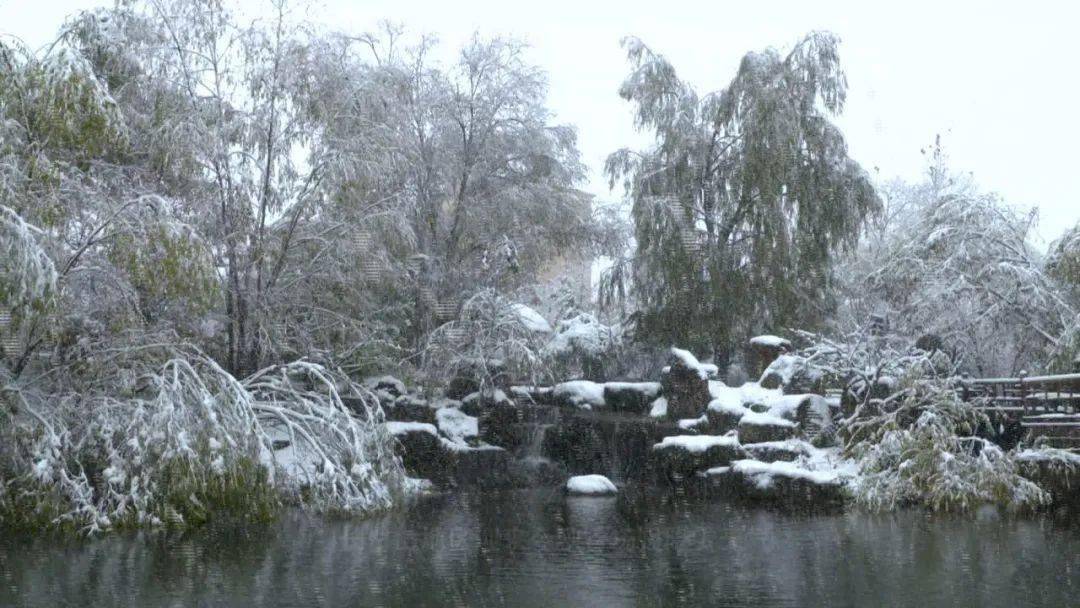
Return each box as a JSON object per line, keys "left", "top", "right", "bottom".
{"left": 387, "top": 420, "right": 514, "bottom": 488}
{"left": 444, "top": 442, "right": 513, "bottom": 489}
{"left": 651, "top": 435, "right": 746, "bottom": 481}
{"left": 386, "top": 422, "right": 451, "bottom": 482}
{"left": 565, "top": 474, "right": 618, "bottom": 495}
{"left": 1015, "top": 448, "right": 1080, "bottom": 507}
{"left": 704, "top": 459, "right": 846, "bottom": 506}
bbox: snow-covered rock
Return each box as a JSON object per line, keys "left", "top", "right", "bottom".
{"left": 649, "top": 396, "right": 668, "bottom": 419}
{"left": 552, "top": 380, "right": 606, "bottom": 409}
{"left": 731, "top": 458, "right": 842, "bottom": 487}
{"left": 436, "top": 407, "right": 479, "bottom": 446}
{"left": 670, "top": 347, "right": 714, "bottom": 380}
{"left": 603, "top": 381, "right": 662, "bottom": 414}
{"left": 742, "top": 439, "right": 816, "bottom": 463}
{"left": 708, "top": 462, "right": 851, "bottom": 505}
{"left": 704, "top": 458, "right": 847, "bottom": 505}
{"left": 652, "top": 434, "right": 746, "bottom": 480}
{"left": 759, "top": 354, "right": 819, "bottom": 391}
{"left": 738, "top": 411, "right": 797, "bottom": 444}
{"left": 1015, "top": 447, "right": 1080, "bottom": 506}
{"left": 385, "top": 422, "right": 448, "bottom": 483}
{"left": 384, "top": 394, "right": 439, "bottom": 424}
{"left": 565, "top": 474, "right": 618, "bottom": 495}
{"left": 386, "top": 421, "right": 438, "bottom": 436}
{"left": 662, "top": 348, "right": 713, "bottom": 420}
{"left": 749, "top": 335, "right": 792, "bottom": 349}
{"left": 460, "top": 388, "right": 513, "bottom": 416}
{"left": 364, "top": 375, "right": 407, "bottom": 399}
{"left": 706, "top": 384, "right": 753, "bottom": 433}
{"left": 763, "top": 393, "right": 836, "bottom": 444}
{"left": 678, "top": 415, "right": 709, "bottom": 431}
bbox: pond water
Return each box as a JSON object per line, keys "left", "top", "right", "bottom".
{"left": 2, "top": 489, "right": 1079, "bottom": 607}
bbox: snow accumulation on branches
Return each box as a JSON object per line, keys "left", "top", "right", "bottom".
{"left": 0, "top": 206, "right": 57, "bottom": 325}
{"left": 0, "top": 356, "right": 405, "bottom": 534}
{"left": 767, "top": 329, "right": 1058, "bottom": 512}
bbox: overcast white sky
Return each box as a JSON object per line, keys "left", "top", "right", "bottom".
{"left": 2, "top": 0, "right": 1077, "bottom": 244}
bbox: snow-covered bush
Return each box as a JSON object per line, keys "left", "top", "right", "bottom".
{"left": 845, "top": 373, "right": 1048, "bottom": 512}
{"left": 772, "top": 329, "right": 1049, "bottom": 512}
{"left": 542, "top": 312, "right": 622, "bottom": 380}
{"left": 0, "top": 356, "right": 405, "bottom": 534}
{"left": 422, "top": 289, "right": 554, "bottom": 392}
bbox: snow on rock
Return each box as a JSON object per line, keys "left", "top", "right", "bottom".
{"left": 364, "top": 375, "right": 407, "bottom": 399}
{"left": 403, "top": 477, "right": 438, "bottom": 495}
{"left": 663, "top": 348, "right": 713, "bottom": 419}
{"left": 678, "top": 415, "right": 709, "bottom": 431}
{"left": 759, "top": 354, "right": 824, "bottom": 392}
{"left": 703, "top": 458, "right": 849, "bottom": 504}
{"left": 653, "top": 434, "right": 746, "bottom": 479}
{"left": 1015, "top": 447, "right": 1080, "bottom": 466}
{"left": 385, "top": 421, "right": 438, "bottom": 436}
{"left": 706, "top": 381, "right": 791, "bottom": 433}
{"left": 749, "top": 335, "right": 792, "bottom": 349}
{"left": 742, "top": 439, "right": 816, "bottom": 463}
{"left": 729, "top": 459, "right": 842, "bottom": 488}
{"left": 763, "top": 394, "right": 812, "bottom": 420}
{"left": 604, "top": 381, "right": 662, "bottom": 397}
{"left": 670, "top": 347, "right": 713, "bottom": 380}
{"left": 707, "top": 384, "right": 750, "bottom": 413}
{"left": 738, "top": 411, "right": 797, "bottom": 444}
{"left": 435, "top": 407, "right": 478, "bottom": 445}
{"left": 649, "top": 396, "right": 668, "bottom": 419}
{"left": 763, "top": 394, "right": 836, "bottom": 443}
{"left": 384, "top": 394, "right": 439, "bottom": 424}
{"left": 655, "top": 435, "right": 740, "bottom": 452}
{"left": 566, "top": 474, "right": 618, "bottom": 495}
{"left": 460, "top": 389, "right": 514, "bottom": 416}
{"left": 1015, "top": 447, "right": 1080, "bottom": 504}
{"left": 511, "top": 303, "right": 553, "bottom": 333}
{"left": 603, "top": 381, "right": 662, "bottom": 414}
{"left": 739, "top": 411, "right": 797, "bottom": 428}
{"left": 552, "top": 380, "right": 606, "bottom": 409}
{"left": 438, "top": 437, "right": 504, "bottom": 453}
{"left": 737, "top": 382, "right": 784, "bottom": 408}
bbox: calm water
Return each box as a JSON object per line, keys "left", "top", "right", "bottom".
{"left": 2, "top": 489, "right": 1079, "bottom": 607}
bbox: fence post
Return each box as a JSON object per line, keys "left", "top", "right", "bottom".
{"left": 1018, "top": 370, "right": 1029, "bottom": 415}
{"left": 961, "top": 373, "right": 969, "bottom": 402}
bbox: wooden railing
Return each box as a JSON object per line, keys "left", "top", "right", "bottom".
{"left": 961, "top": 372, "right": 1080, "bottom": 449}
{"left": 960, "top": 372, "right": 1080, "bottom": 416}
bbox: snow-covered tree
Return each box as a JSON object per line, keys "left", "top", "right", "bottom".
{"left": 838, "top": 141, "right": 1078, "bottom": 375}
{"left": 604, "top": 32, "right": 880, "bottom": 361}
{"left": 308, "top": 25, "right": 601, "bottom": 350}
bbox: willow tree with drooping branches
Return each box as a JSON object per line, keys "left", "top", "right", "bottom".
{"left": 604, "top": 32, "right": 880, "bottom": 362}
